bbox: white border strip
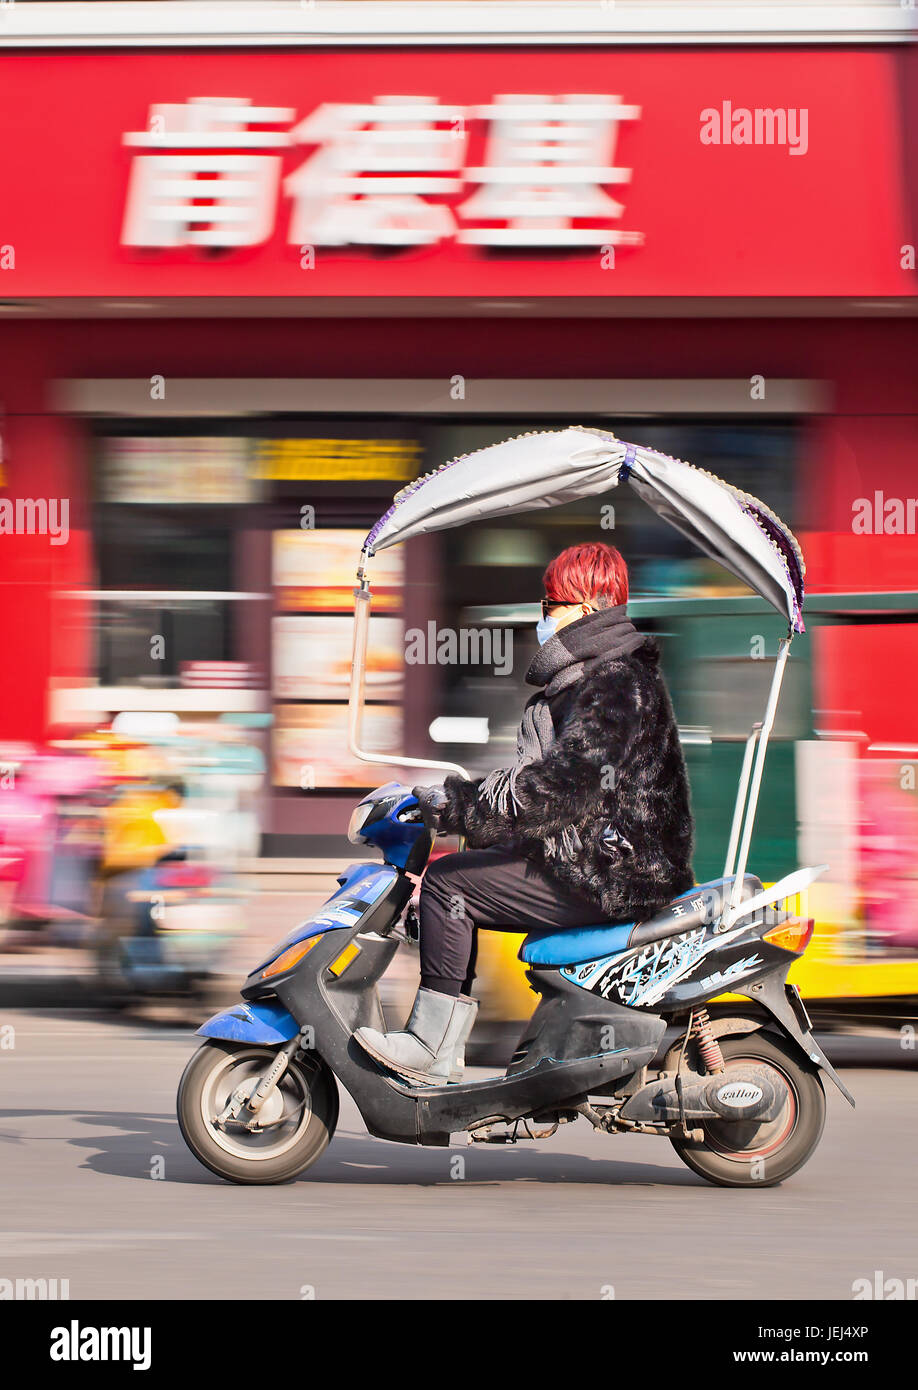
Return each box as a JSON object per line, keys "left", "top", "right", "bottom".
{"left": 53, "top": 376, "right": 831, "bottom": 416}
{"left": 56, "top": 590, "right": 269, "bottom": 601}
{"left": 48, "top": 686, "right": 268, "bottom": 717}
{"left": 0, "top": 2, "right": 912, "bottom": 48}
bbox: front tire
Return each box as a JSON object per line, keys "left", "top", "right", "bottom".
{"left": 178, "top": 1040, "right": 339, "bottom": 1185}
{"left": 668, "top": 1032, "right": 826, "bottom": 1188}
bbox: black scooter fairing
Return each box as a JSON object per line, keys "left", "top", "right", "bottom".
{"left": 252, "top": 905, "right": 666, "bottom": 1146}
{"left": 548, "top": 911, "right": 856, "bottom": 1106}
{"left": 237, "top": 862, "right": 852, "bottom": 1148}
{"left": 509, "top": 966, "right": 666, "bottom": 1073}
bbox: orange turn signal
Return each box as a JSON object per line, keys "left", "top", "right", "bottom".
{"left": 261, "top": 935, "right": 323, "bottom": 979}
{"left": 762, "top": 917, "right": 814, "bottom": 955}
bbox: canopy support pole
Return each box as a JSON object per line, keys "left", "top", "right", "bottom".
{"left": 723, "top": 636, "right": 792, "bottom": 923}
{"left": 348, "top": 570, "right": 470, "bottom": 781}
{"left": 723, "top": 722, "right": 762, "bottom": 879}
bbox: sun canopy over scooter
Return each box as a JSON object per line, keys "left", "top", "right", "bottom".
{"left": 353, "top": 426, "right": 812, "bottom": 920}
{"left": 363, "top": 426, "right": 805, "bottom": 635}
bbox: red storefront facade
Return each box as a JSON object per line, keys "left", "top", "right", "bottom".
{"left": 0, "top": 22, "right": 915, "bottom": 842}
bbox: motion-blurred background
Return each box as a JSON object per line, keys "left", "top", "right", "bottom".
{"left": 0, "top": 1, "right": 916, "bottom": 1051}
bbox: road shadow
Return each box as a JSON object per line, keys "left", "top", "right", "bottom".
{"left": 0, "top": 1107, "right": 222, "bottom": 1185}
{"left": 0, "top": 1107, "right": 700, "bottom": 1188}
{"left": 301, "top": 1131, "right": 700, "bottom": 1188}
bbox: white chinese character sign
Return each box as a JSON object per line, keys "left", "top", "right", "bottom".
{"left": 457, "top": 94, "right": 642, "bottom": 247}
{"left": 123, "top": 97, "right": 296, "bottom": 248}
{"left": 285, "top": 96, "right": 469, "bottom": 247}
{"left": 122, "top": 92, "right": 643, "bottom": 254}
{"left": 0, "top": 48, "right": 907, "bottom": 298}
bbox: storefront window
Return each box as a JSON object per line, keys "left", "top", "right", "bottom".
{"left": 428, "top": 418, "right": 799, "bottom": 772}
{"left": 88, "top": 415, "right": 798, "bottom": 782}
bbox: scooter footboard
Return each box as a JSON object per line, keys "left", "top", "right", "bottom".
{"left": 414, "top": 1045, "right": 659, "bottom": 1145}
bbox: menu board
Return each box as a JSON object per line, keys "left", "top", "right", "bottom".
{"left": 273, "top": 529, "right": 403, "bottom": 613}
{"left": 273, "top": 704, "right": 404, "bottom": 790}
{"left": 101, "top": 437, "right": 257, "bottom": 504}
{"left": 271, "top": 528, "right": 406, "bottom": 788}
{"left": 272, "top": 615, "right": 403, "bottom": 701}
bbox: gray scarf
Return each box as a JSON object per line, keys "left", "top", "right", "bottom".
{"left": 480, "top": 605, "right": 644, "bottom": 856}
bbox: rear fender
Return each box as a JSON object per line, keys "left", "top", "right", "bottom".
{"left": 734, "top": 969, "right": 855, "bottom": 1107}
{"left": 705, "top": 1008, "right": 772, "bottom": 1041}
{"left": 196, "top": 999, "right": 299, "bottom": 1046}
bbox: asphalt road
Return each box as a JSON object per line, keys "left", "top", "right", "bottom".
{"left": 1, "top": 1009, "right": 916, "bottom": 1301}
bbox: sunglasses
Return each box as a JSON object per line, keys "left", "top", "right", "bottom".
{"left": 540, "top": 598, "right": 595, "bottom": 618}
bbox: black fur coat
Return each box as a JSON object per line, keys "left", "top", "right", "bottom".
{"left": 440, "top": 638, "right": 694, "bottom": 924}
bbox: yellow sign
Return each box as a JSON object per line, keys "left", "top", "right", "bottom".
{"left": 252, "top": 438, "right": 421, "bottom": 482}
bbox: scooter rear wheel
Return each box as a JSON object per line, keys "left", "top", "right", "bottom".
{"left": 178, "top": 1040, "right": 339, "bottom": 1185}
{"left": 668, "top": 1032, "right": 825, "bottom": 1188}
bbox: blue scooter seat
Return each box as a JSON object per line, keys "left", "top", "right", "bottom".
{"left": 520, "top": 922, "right": 634, "bottom": 967}
{"left": 519, "top": 876, "right": 763, "bottom": 968}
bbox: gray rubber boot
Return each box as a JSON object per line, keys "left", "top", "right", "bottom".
{"left": 354, "top": 987, "right": 460, "bottom": 1085}
{"left": 447, "top": 995, "right": 479, "bottom": 1084}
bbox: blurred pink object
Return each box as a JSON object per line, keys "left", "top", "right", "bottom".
{"left": 859, "top": 765, "right": 918, "bottom": 952}
{"left": 0, "top": 748, "right": 103, "bottom": 924}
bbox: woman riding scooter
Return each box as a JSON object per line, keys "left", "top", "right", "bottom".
{"left": 355, "top": 541, "right": 695, "bottom": 1085}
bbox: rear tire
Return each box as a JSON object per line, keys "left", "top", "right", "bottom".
{"left": 178, "top": 1040, "right": 339, "bottom": 1185}
{"left": 668, "top": 1032, "right": 825, "bottom": 1188}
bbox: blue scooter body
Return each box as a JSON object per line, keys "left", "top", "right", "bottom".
{"left": 197, "top": 859, "right": 400, "bottom": 1045}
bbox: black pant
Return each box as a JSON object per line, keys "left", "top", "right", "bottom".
{"left": 419, "top": 849, "right": 604, "bottom": 997}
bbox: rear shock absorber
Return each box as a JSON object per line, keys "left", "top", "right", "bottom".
{"left": 691, "top": 1007, "right": 726, "bottom": 1074}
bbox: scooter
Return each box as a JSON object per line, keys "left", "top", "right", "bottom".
{"left": 179, "top": 779, "right": 852, "bottom": 1187}
{"left": 178, "top": 427, "right": 854, "bottom": 1187}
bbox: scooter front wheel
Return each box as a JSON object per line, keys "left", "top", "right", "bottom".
{"left": 668, "top": 1032, "right": 826, "bottom": 1188}
{"left": 178, "top": 1040, "right": 339, "bottom": 1185}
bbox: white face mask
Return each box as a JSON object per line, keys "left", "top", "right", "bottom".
{"left": 538, "top": 602, "right": 596, "bottom": 645}
{"left": 536, "top": 614, "right": 559, "bottom": 646}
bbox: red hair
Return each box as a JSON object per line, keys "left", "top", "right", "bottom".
{"left": 543, "top": 543, "right": 629, "bottom": 608}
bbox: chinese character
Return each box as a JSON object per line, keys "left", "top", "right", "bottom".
{"left": 285, "top": 95, "right": 467, "bottom": 246}
{"left": 457, "top": 93, "right": 643, "bottom": 246}
{"left": 122, "top": 97, "right": 294, "bottom": 248}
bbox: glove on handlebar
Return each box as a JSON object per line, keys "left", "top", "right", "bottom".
{"left": 411, "top": 784, "right": 447, "bottom": 832}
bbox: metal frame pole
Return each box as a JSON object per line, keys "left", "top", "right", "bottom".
{"left": 347, "top": 569, "right": 470, "bottom": 781}
{"left": 723, "top": 722, "right": 762, "bottom": 879}
{"left": 725, "top": 637, "right": 792, "bottom": 918}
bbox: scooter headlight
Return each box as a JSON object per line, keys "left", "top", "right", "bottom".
{"left": 347, "top": 802, "right": 373, "bottom": 844}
